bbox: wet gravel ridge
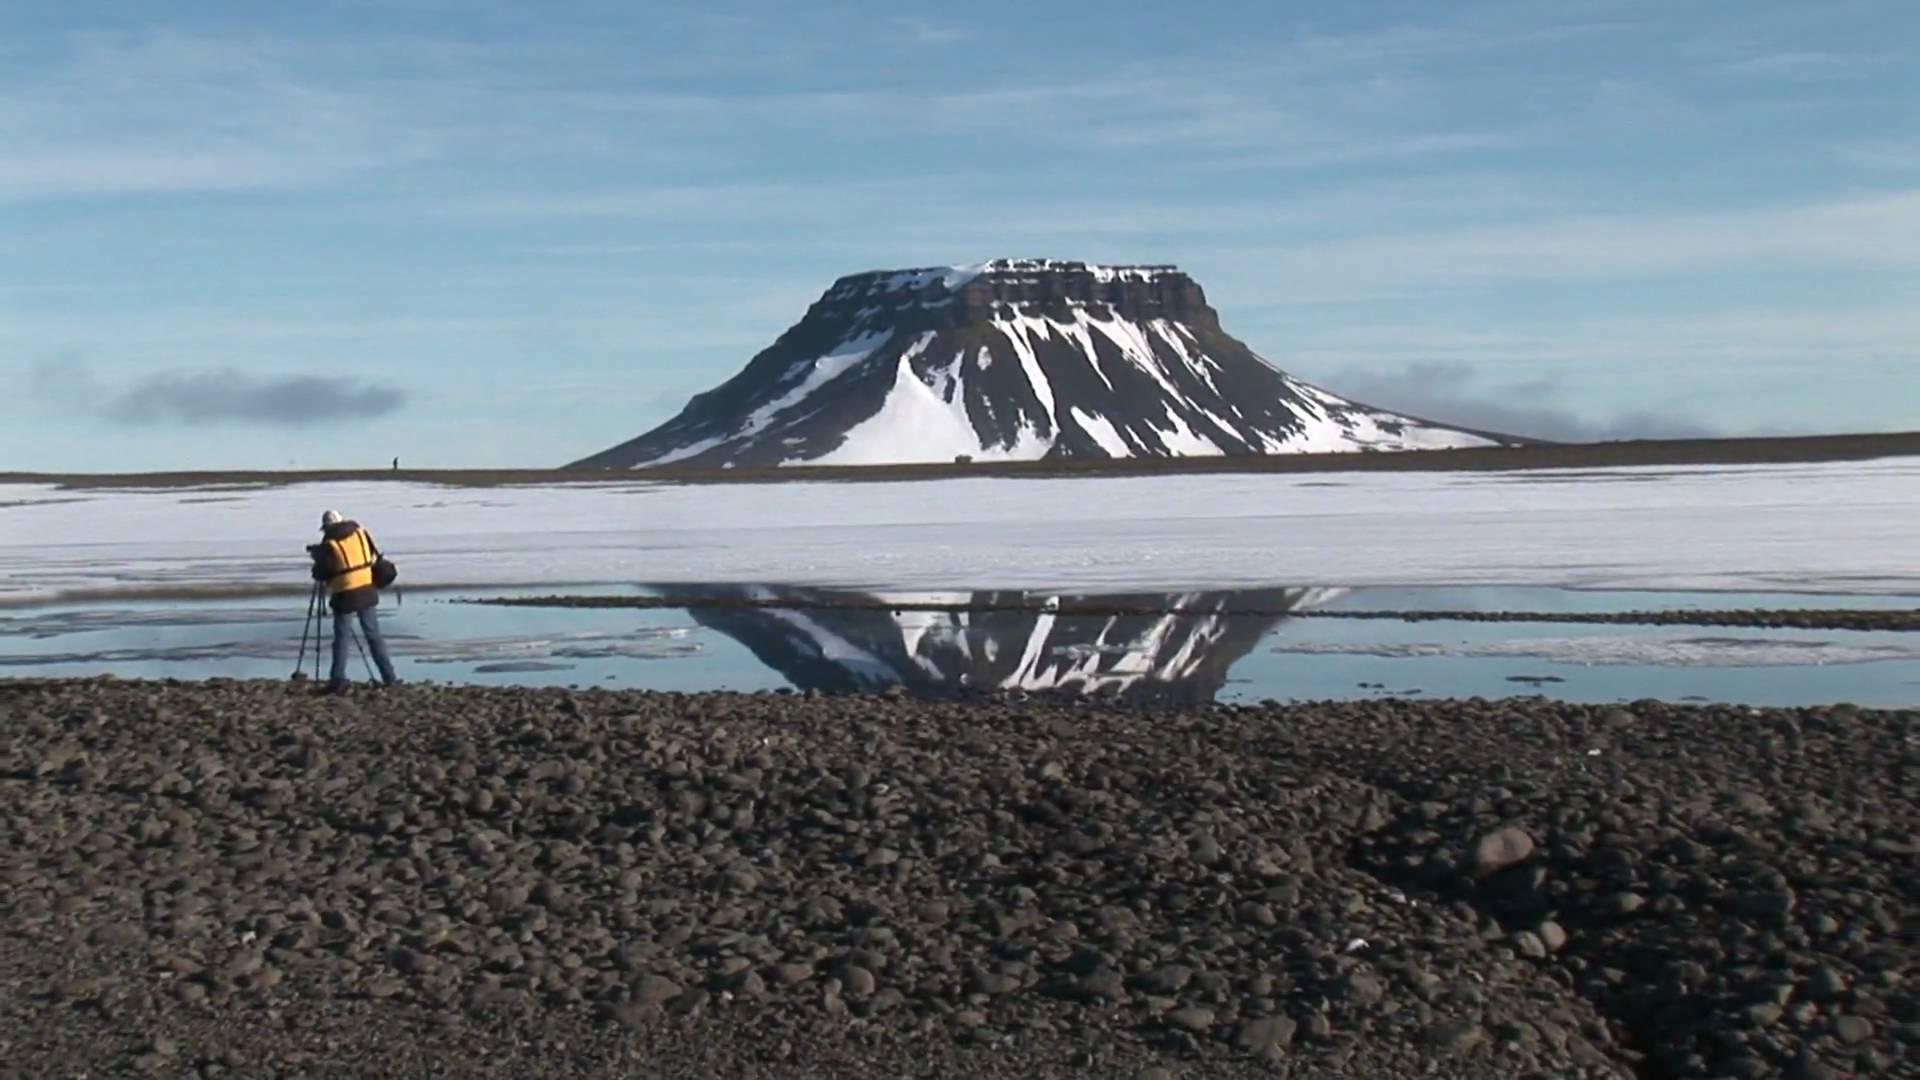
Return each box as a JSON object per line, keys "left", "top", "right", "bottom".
{"left": 2, "top": 679, "right": 1912, "bottom": 1079}
{"left": 469, "top": 595, "right": 1920, "bottom": 633}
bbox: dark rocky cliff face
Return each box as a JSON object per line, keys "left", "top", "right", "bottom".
{"left": 571, "top": 259, "right": 1504, "bottom": 469}
{"left": 815, "top": 259, "right": 1221, "bottom": 332}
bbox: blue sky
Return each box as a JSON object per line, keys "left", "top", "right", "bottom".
{"left": 2, "top": 0, "right": 1915, "bottom": 470}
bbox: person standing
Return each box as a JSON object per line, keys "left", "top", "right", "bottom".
{"left": 308, "top": 509, "right": 399, "bottom": 694}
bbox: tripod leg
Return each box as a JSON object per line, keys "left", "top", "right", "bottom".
{"left": 293, "top": 584, "right": 317, "bottom": 677}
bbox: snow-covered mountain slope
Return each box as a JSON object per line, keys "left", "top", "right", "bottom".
{"left": 570, "top": 259, "right": 1510, "bottom": 469}
{"left": 682, "top": 585, "right": 1338, "bottom": 702}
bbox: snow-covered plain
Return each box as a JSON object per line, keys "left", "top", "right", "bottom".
{"left": 1, "top": 458, "right": 1916, "bottom": 605}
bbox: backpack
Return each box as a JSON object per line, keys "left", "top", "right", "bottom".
{"left": 372, "top": 554, "right": 399, "bottom": 589}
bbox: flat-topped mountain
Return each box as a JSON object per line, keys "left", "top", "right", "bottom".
{"left": 571, "top": 259, "right": 1510, "bottom": 469}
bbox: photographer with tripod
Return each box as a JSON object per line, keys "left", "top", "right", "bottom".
{"left": 306, "top": 509, "right": 400, "bottom": 696}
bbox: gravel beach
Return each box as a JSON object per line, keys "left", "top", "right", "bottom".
{"left": 2, "top": 679, "right": 1913, "bottom": 1078}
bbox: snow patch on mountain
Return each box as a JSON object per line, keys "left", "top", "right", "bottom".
{"left": 1070, "top": 406, "right": 1130, "bottom": 456}
{"left": 816, "top": 335, "right": 987, "bottom": 466}
{"left": 748, "top": 329, "right": 891, "bottom": 432}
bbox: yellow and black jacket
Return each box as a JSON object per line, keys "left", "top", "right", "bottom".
{"left": 310, "top": 520, "right": 382, "bottom": 613}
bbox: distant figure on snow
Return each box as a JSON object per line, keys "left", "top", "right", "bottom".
{"left": 307, "top": 509, "right": 400, "bottom": 695}
{"left": 392, "top": 457, "right": 400, "bottom": 471}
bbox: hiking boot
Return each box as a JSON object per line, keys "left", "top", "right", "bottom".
{"left": 315, "top": 682, "right": 349, "bottom": 698}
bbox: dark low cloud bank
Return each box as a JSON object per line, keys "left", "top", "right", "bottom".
{"left": 32, "top": 361, "right": 405, "bottom": 426}
{"left": 1324, "top": 361, "right": 1718, "bottom": 443}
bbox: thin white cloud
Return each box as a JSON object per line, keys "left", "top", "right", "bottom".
{"left": 446, "top": 174, "right": 1525, "bottom": 228}
{"left": 0, "top": 12, "right": 1562, "bottom": 204}
{"left": 2, "top": 8, "right": 1900, "bottom": 211}
{"left": 0, "top": 142, "right": 378, "bottom": 199}
{"left": 435, "top": 180, "right": 928, "bottom": 220}
{"left": 1841, "top": 139, "right": 1920, "bottom": 172}
{"left": 1715, "top": 50, "right": 1893, "bottom": 82}
{"left": 879, "top": 174, "right": 1570, "bottom": 251}
{"left": 887, "top": 17, "right": 974, "bottom": 46}
{"left": 1179, "top": 132, "right": 1520, "bottom": 171}
{"left": 392, "top": 183, "right": 1920, "bottom": 319}
{"left": 1226, "top": 189, "right": 1920, "bottom": 292}
{"left": 1277, "top": 305, "right": 1920, "bottom": 370}
{"left": 0, "top": 31, "right": 429, "bottom": 200}
{"left": 0, "top": 304, "right": 795, "bottom": 362}
{"left": 0, "top": 28, "right": 764, "bottom": 202}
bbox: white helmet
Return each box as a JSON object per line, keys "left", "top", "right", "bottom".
{"left": 320, "top": 509, "right": 344, "bottom": 529}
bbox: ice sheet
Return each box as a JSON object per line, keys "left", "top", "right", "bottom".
{"left": 1270, "top": 634, "right": 1920, "bottom": 668}
{"left": 1, "top": 458, "right": 1916, "bottom": 602}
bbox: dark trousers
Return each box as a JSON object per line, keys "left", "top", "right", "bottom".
{"left": 331, "top": 606, "right": 399, "bottom": 688}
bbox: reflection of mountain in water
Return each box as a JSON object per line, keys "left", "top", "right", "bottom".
{"left": 683, "top": 586, "right": 1334, "bottom": 703}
